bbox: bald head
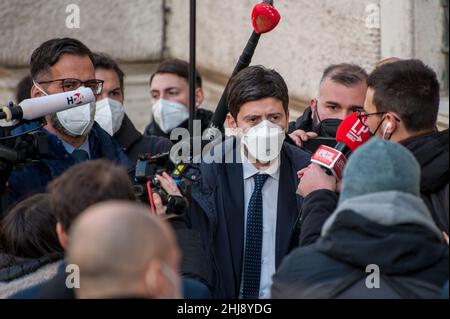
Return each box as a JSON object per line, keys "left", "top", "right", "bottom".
{"left": 67, "top": 201, "right": 180, "bottom": 299}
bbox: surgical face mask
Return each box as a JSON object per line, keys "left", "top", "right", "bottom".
{"left": 95, "top": 98, "right": 125, "bottom": 136}
{"left": 33, "top": 81, "right": 95, "bottom": 137}
{"left": 241, "top": 120, "right": 286, "bottom": 164}
{"left": 152, "top": 99, "right": 189, "bottom": 134}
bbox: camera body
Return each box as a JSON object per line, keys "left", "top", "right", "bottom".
{"left": 133, "top": 152, "right": 190, "bottom": 215}
{"left": 0, "top": 117, "right": 49, "bottom": 165}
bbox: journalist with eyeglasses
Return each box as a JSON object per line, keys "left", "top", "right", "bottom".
{"left": 1, "top": 38, "right": 132, "bottom": 213}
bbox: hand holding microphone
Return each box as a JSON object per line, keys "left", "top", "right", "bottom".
{"left": 310, "top": 113, "right": 372, "bottom": 179}
{"left": 297, "top": 113, "right": 371, "bottom": 197}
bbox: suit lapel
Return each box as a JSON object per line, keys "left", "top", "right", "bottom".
{"left": 275, "top": 149, "right": 301, "bottom": 267}
{"left": 222, "top": 162, "right": 245, "bottom": 296}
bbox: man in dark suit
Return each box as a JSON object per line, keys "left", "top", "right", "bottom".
{"left": 187, "top": 66, "right": 311, "bottom": 299}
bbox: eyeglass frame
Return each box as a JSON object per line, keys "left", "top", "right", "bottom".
{"left": 37, "top": 78, "right": 104, "bottom": 95}
{"left": 357, "top": 110, "right": 401, "bottom": 127}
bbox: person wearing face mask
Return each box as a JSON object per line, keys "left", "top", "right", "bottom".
{"left": 362, "top": 59, "right": 449, "bottom": 236}
{"left": 294, "top": 59, "right": 449, "bottom": 248}
{"left": 68, "top": 201, "right": 182, "bottom": 299}
{"left": 144, "top": 59, "right": 213, "bottom": 140}
{"left": 288, "top": 64, "right": 368, "bottom": 152}
{"left": 92, "top": 53, "right": 173, "bottom": 164}
{"left": 2, "top": 38, "right": 132, "bottom": 212}
{"left": 185, "top": 66, "right": 311, "bottom": 299}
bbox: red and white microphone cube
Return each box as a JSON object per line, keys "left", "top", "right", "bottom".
{"left": 311, "top": 145, "right": 347, "bottom": 179}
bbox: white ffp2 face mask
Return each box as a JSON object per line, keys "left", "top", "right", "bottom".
{"left": 56, "top": 102, "right": 95, "bottom": 137}
{"left": 152, "top": 99, "right": 189, "bottom": 134}
{"left": 95, "top": 98, "right": 125, "bottom": 136}
{"left": 33, "top": 81, "right": 95, "bottom": 137}
{"left": 241, "top": 120, "right": 286, "bottom": 163}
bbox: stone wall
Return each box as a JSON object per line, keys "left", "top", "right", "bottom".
{"left": 0, "top": 0, "right": 447, "bottom": 130}
{"left": 166, "top": 0, "right": 381, "bottom": 103}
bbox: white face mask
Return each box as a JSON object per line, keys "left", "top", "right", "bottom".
{"left": 241, "top": 120, "right": 286, "bottom": 164}
{"left": 95, "top": 98, "right": 125, "bottom": 136}
{"left": 34, "top": 81, "right": 95, "bottom": 137}
{"left": 152, "top": 99, "right": 189, "bottom": 134}
{"left": 56, "top": 102, "right": 95, "bottom": 137}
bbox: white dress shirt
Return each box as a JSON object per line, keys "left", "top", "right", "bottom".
{"left": 240, "top": 148, "right": 280, "bottom": 299}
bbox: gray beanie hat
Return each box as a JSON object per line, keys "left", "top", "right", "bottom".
{"left": 339, "top": 139, "right": 421, "bottom": 204}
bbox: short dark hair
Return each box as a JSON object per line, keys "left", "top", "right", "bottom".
{"left": 47, "top": 160, "right": 136, "bottom": 232}
{"left": 227, "top": 65, "right": 289, "bottom": 119}
{"left": 92, "top": 52, "right": 125, "bottom": 92}
{"left": 30, "top": 37, "right": 94, "bottom": 81}
{"left": 1, "top": 194, "right": 63, "bottom": 258}
{"left": 150, "top": 58, "right": 202, "bottom": 88}
{"left": 367, "top": 59, "right": 440, "bottom": 132}
{"left": 321, "top": 63, "right": 368, "bottom": 87}
{"left": 15, "top": 75, "right": 33, "bottom": 103}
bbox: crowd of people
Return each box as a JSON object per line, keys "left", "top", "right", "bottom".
{"left": 0, "top": 37, "right": 448, "bottom": 299}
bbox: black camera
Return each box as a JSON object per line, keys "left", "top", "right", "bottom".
{"left": 1, "top": 113, "right": 49, "bottom": 163}
{"left": 133, "top": 152, "right": 191, "bottom": 215}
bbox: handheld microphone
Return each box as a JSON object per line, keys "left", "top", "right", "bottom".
{"left": 205, "top": 0, "right": 281, "bottom": 141}
{"left": 0, "top": 87, "right": 95, "bottom": 122}
{"left": 311, "top": 113, "right": 371, "bottom": 179}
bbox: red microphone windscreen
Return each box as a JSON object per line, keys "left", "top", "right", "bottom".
{"left": 335, "top": 113, "right": 372, "bottom": 152}
{"left": 251, "top": 3, "right": 281, "bottom": 34}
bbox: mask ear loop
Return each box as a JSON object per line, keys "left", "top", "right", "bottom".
{"left": 32, "top": 80, "right": 49, "bottom": 96}
{"left": 312, "top": 99, "right": 324, "bottom": 133}
{"left": 372, "top": 116, "right": 386, "bottom": 137}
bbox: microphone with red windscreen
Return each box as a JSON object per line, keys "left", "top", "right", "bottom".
{"left": 311, "top": 113, "right": 372, "bottom": 179}
{"left": 204, "top": 0, "right": 281, "bottom": 142}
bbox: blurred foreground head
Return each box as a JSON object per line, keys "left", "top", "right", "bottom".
{"left": 67, "top": 201, "right": 181, "bottom": 299}
{"left": 339, "top": 138, "right": 421, "bottom": 203}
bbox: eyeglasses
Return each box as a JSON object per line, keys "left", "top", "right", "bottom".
{"left": 38, "top": 78, "right": 104, "bottom": 95}
{"left": 357, "top": 110, "right": 401, "bottom": 127}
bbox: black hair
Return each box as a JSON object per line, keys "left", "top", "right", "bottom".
{"left": 367, "top": 59, "right": 440, "bottom": 132}
{"left": 1, "top": 194, "right": 63, "bottom": 258}
{"left": 150, "top": 58, "right": 202, "bottom": 88}
{"left": 15, "top": 75, "right": 33, "bottom": 103}
{"left": 321, "top": 63, "right": 368, "bottom": 87}
{"left": 48, "top": 160, "right": 136, "bottom": 232}
{"left": 30, "top": 37, "right": 94, "bottom": 81}
{"left": 227, "top": 65, "right": 289, "bottom": 119}
{"left": 92, "top": 52, "right": 125, "bottom": 92}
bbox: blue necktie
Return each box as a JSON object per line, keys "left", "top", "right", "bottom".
{"left": 242, "top": 173, "right": 270, "bottom": 299}
{"left": 71, "top": 149, "right": 89, "bottom": 163}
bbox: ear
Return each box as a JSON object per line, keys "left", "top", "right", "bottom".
{"left": 384, "top": 113, "right": 398, "bottom": 134}
{"left": 31, "top": 84, "right": 44, "bottom": 98}
{"left": 145, "top": 259, "right": 165, "bottom": 299}
{"left": 56, "top": 222, "right": 69, "bottom": 250}
{"left": 309, "top": 99, "right": 317, "bottom": 112}
{"left": 195, "top": 88, "right": 204, "bottom": 109}
{"left": 226, "top": 112, "right": 237, "bottom": 129}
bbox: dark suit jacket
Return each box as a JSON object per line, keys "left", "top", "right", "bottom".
{"left": 187, "top": 137, "right": 311, "bottom": 298}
